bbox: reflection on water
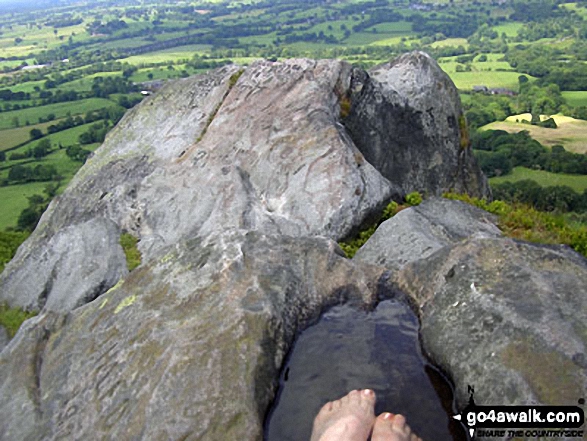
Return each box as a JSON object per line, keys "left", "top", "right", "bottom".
{"left": 265, "top": 300, "right": 467, "bottom": 441}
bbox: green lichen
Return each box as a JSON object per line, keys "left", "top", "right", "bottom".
{"left": 458, "top": 114, "right": 469, "bottom": 149}
{"left": 0, "top": 303, "right": 37, "bottom": 338}
{"left": 120, "top": 233, "right": 142, "bottom": 271}
{"left": 501, "top": 339, "right": 581, "bottom": 405}
{"left": 99, "top": 298, "right": 109, "bottom": 310}
{"left": 114, "top": 295, "right": 137, "bottom": 314}
{"left": 339, "top": 94, "right": 352, "bottom": 119}
{"left": 228, "top": 69, "right": 244, "bottom": 88}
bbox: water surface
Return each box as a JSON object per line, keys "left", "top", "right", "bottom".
{"left": 265, "top": 299, "right": 467, "bottom": 441}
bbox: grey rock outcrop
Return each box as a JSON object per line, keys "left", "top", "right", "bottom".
{"left": 0, "top": 231, "right": 383, "bottom": 440}
{"left": 1, "top": 217, "right": 127, "bottom": 311}
{"left": 354, "top": 198, "right": 501, "bottom": 271}
{"left": 353, "top": 198, "right": 587, "bottom": 438}
{"left": 344, "top": 51, "right": 490, "bottom": 198}
{"left": 393, "top": 237, "right": 587, "bottom": 412}
{"left": 0, "top": 53, "right": 528, "bottom": 441}
{"left": 1, "top": 54, "right": 487, "bottom": 314}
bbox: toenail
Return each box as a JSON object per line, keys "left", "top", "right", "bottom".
{"left": 363, "top": 389, "right": 373, "bottom": 396}
{"left": 383, "top": 413, "right": 393, "bottom": 420}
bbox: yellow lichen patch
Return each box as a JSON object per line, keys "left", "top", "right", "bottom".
{"left": 160, "top": 252, "right": 174, "bottom": 264}
{"left": 114, "top": 295, "right": 137, "bottom": 314}
{"left": 501, "top": 339, "right": 581, "bottom": 405}
{"left": 99, "top": 298, "right": 109, "bottom": 310}
{"left": 105, "top": 279, "right": 124, "bottom": 295}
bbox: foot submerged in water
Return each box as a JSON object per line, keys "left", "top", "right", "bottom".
{"left": 309, "top": 389, "right": 423, "bottom": 441}
{"left": 310, "top": 389, "right": 376, "bottom": 441}
{"left": 371, "top": 412, "right": 423, "bottom": 441}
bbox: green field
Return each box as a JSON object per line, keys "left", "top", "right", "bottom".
{"left": 122, "top": 44, "right": 213, "bottom": 65}
{"left": 0, "top": 120, "right": 65, "bottom": 151}
{"left": 562, "top": 91, "right": 587, "bottom": 108}
{"left": 446, "top": 71, "right": 529, "bottom": 91}
{"left": 490, "top": 167, "right": 587, "bottom": 193}
{"left": 0, "top": 181, "right": 54, "bottom": 229}
{"left": 0, "top": 98, "right": 117, "bottom": 130}
{"left": 492, "top": 22, "right": 523, "bottom": 37}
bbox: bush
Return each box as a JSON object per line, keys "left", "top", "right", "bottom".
{"left": 405, "top": 191, "right": 423, "bottom": 206}
{"left": 443, "top": 193, "right": 587, "bottom": 258}
{"left": 537, "top": 117, "right": 557, "bottom": 129}
{"left": 0, "top": 231, "right": 29, "bottom": 273}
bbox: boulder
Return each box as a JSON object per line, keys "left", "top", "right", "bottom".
{"left": 0, "top": 217, "right": 127, "bottom": 311}
{"left": 344, "top": 51, "right": 490, "bottom": 198}
{"left": 0, "top": 230, "right": 384, "bottom": 441}
{"left": 393, "top": 237, "right": 587, "bottom": 413}
{"left": 354, "top": 198, "right": 501, "bottom": 271}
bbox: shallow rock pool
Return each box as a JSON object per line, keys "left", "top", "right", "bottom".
{"left": 265, "top": 299, "right": 468, "bottom": 441}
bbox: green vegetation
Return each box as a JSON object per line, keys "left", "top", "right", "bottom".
{"left": 0, "top": 303, "right": 37, "bottom": 338}
{"left": 0, "top": 99, "right": 118, "bottom": 130}
{"left": 490, "top": 167, "right": 587, "bottom": 194}
{"left": 338, "top": 191, "right": 422, "bottom": 258}
{"left": 472, "top": 130, "right": 587, "bottom": 177}
{"left": 444, "top": 193, "right": 587, "bottom": 258}
{"left": 120, "top": 233, "right": 142, "bottom": 271}
{"left": 0, "top": 231, "right": 29, "bottom": 273}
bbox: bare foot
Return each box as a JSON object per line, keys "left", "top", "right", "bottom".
{"left": 310, "top": 389, "right": 376, "bottom": 441}
{"left": 371, "top": 413, "right": 422, "bottom": 441}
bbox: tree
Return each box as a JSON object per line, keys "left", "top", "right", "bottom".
{"left": 32, "top": 138, "right": 51, "bottom": 159}
{"left": 29, "top": 128, "right": 43, "bottom": 140}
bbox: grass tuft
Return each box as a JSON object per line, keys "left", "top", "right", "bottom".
{"left": 120, "top": 233, "right": 142, "bottom": 271}
{"left": 0, "top": 303, "right": 37, "bottom": 338}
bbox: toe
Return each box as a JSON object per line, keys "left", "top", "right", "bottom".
{"left": 371, "top": 413, "right": 395, "bottom": 440}
{"left": 360, "top": 389, "right": 376, "bottom": 409}
{"left": 392, "top": 414, "right": 411, "bottom": 436}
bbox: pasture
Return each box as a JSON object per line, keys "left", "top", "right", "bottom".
{"left": 490, "top": 167, "right": 587, "bottom": 193}
{"left": 563, "top": 91, "right": 587, "bottom": 108}
{"left": 0, "top": 120, "right": 64, "bottom": 151}
{"left": 0, "top": 98, "right": 117, "bottom": 130}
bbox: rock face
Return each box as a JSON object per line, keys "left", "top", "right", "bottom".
{"left": 343, "top": 52, "right": 490, "bottom": 197}
{"left": 6, "top": 53, "right": 577, "bottom": 441}
{"left": 394, "top": 237, "right": 587, "bottom": 411}
{"left": 0, "top": 231, "right": 383, "bottom": 440}
{"left": 0, "top": 217, "right": 127, "bottom": 311}
{"left": 1, "top": 54, "right": 488, "bottom": 314}
{"left": 354, "top": 198, "right": 587, "bottom": 440}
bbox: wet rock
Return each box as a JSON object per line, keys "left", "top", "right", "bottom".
{"left": 0, "top": 231, "right": 383, "bottom": 441}
{"left": 393, "top": 237, "right": 587, "bottom": 413}
{"left": 344, "top": 51, "right": 490, "bottom": 198}
{"left": 354, "top": 198, "right": 501, "bottom": 271}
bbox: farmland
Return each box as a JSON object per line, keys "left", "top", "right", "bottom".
{"left": 490, "top": 167, "right": 587, "bottom": 193}
{"left": 483, "top": 114, "right": 587, "bottom": 154}
{"left": 0, "top": 0, "right": 586, "bottom": 230}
